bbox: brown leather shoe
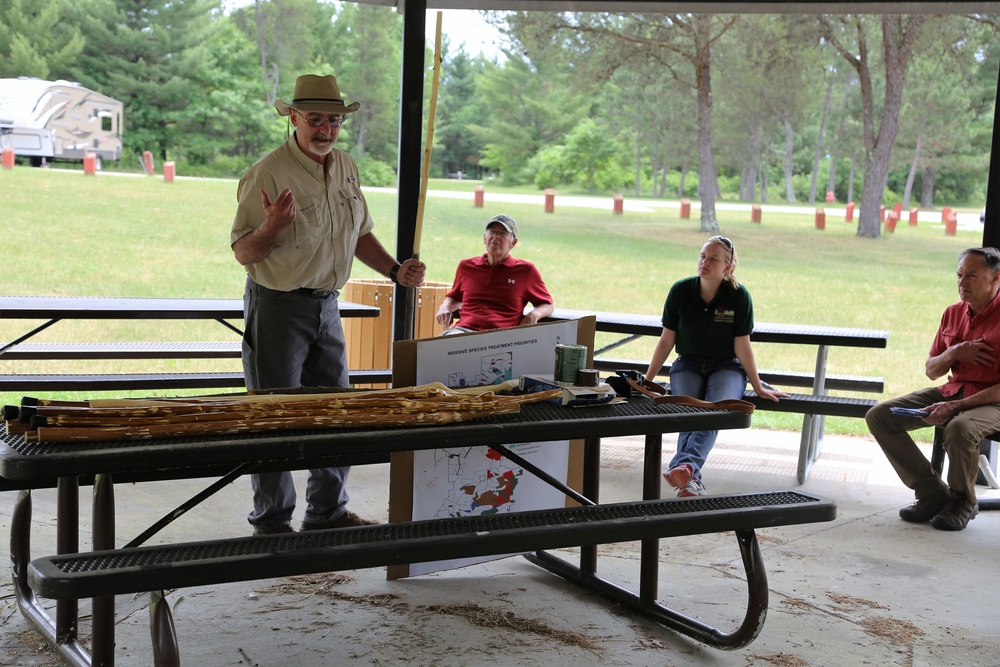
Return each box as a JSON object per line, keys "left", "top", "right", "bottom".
{"left": 929, "top": 492, "right": 979, "bottom": 531}
{"left": 898, "top": 491, "right": 949, "bottom": 523}
{"left": 301, "top": 511, "right": 379, "bottom": 531}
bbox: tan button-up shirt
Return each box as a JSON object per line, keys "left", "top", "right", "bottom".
{"left": 230, "top": 134, "right": 375, "bottom": 292}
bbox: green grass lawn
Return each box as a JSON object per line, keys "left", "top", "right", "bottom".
{"left": 0, "top": 168, "right": 985, "bottom": 441}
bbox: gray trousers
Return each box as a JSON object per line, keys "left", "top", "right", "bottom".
{"left": 242, "top": 277, "right": 352, "bottom": 529}
{"left": 865, "top": 386, "right": 1000, "bottom": 502}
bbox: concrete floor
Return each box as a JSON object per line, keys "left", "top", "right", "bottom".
{"left": 1, "top": 428, "right": 998, "bottom": 667}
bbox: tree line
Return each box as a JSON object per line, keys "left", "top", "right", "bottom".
{"left": 2, "top": 0, "right": 997, "bottom": 237}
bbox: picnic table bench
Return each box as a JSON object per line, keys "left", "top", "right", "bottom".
{"left": 2, "top": 397, "right": 838, "bottom": 665}
{"left": 545, "top": 308, "right": 890, "bottom": 483}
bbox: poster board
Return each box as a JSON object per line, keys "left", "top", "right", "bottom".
{"left": 387, "top": 316, "right": 595, "bottom": 579}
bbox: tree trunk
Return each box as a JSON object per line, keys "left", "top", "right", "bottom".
{"left": 830, "top": 15, "right": 927, "bottom": 238}
{"left": 783, "top": 116, "right": 796, "bottom": 203}
{"left": 746, "top": 122, "right": 761, "bottom": 201}
{"left": 761, "top": 145, "right": 769, "bottom": 203}
{"left": 902, "top": 130, "right": 923, "bottom": 209}
{"left": 848, "top": 155, "right": 856, "bottom": 204}
{"left": 693, "top": 16, "right": 720, "bottom": 233}
{"left": 920, "top": 165, "right": 935, "bottom": 209}
{"left": 809, "top": 77, "right": 834, "bottom": 205}
{"left": 828, "top": 116, "right": 845, "bottom": 194}
{"left": 635, "top": 106, "right": 643, "bottom": 197}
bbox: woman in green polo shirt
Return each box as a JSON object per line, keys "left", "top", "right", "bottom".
{"left": 646, "top": 236, "right": 785, "bottom": 497}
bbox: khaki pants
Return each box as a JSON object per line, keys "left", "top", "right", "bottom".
{"left": 866, "top": 387, "right": 1000, "bottom": 502}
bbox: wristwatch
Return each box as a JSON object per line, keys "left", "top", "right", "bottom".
{"left": 388, "top": 262, "right": 402, "bottom": 285}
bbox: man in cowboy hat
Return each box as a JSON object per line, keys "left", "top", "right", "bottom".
{"left": 435, "top": 213, "right": 554, "bottom": 334}
{"left": 231, "top": 74, "right": 426, "bottom": 536}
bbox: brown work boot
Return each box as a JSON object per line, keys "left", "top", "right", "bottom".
{"left": 301, "top": 510, "right": 379, "bottom": 531}
{"left": 898, "top": 491, "right": 949, "bottom": 523}
{"left": 929, "top": 491, "right": 979, "bottom": 531}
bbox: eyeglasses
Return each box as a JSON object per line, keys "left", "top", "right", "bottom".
{"left": 709, "top": 235, "right": 734, "bottom": 250}
{"left": 295, "top": 111, "right": 345, "bottom": 128}
{"left": 486, "top": 227, "right": 513, "bottom": 238}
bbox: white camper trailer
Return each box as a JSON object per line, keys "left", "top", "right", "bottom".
{"left": 0, "top": 78, "right": 123, "bottom": 169}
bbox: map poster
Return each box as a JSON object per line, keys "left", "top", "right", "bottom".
{"left": 387, "top": 317, "right": 595, "bottom": 580}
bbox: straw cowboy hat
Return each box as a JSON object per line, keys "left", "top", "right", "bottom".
{"left": 274, "top": 74, "right": 361, "bottom": 116}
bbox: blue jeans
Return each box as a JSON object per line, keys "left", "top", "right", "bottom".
{"left": 668, "top": 356, "right": 748, "bottom": 480}
{"left": 242, "top": 278, "right": 352, "bottom": 530}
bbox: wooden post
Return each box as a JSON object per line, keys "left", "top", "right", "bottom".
{"left": 143, "top": 150, "right": 155, "bottom": 175}
{"left": 163, "top": 161, "right": 175, "bottom": 183}
{"left": 680, "top": 199, "right": 691, "bottom": 219}
{"left": 941, "top": 206, "right": 953, "bottom": 223}
{"left": 83, "top": 152, "right": 97, "bottom": 175}
{"left": 879, "top": 205, "right": 886, "bottom": 222}
{"left": 544, "top": 188, "right": 555, "bottom": 213}
{"left": 845, "top": 202, "right": 855, "bottom": 222}
{"left": 473, "top": 185, "right": 484, "bottom": 208}
{"left": 815, "top": 208, "right": 826, "bottom": 230}
{"left": 1, "top": 145, "right": 14, "bottom": 170}
{"left": 751, "top": 204, "right": 762, "bottom": 223}
{"left": 945, "top": 211, "right": 957, "bottom": 236}
{"left": 885, "top": 211, "right": 899, "bottom": 233}
{"left": 908, "top": 207, "right": 919, "bottom": 226}
{"left": 613, "top": 194, "right": 624, "bottom": 215}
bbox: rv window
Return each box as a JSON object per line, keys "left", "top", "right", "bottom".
{"left": 102, "top": 116, "right": 112, "bottom": 132}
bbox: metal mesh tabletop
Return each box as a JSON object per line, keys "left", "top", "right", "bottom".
{"left": 1, "top": 398, "right": 751, "bottom": 480}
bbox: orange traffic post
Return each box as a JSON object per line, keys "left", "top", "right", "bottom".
{"left": 143, "top": 150, "right": 155, "bottom": 175}
{"left": 83, "top": 152, "right": 97, "bottom": 175}
{"left": 613, "top": 194, "right": 624, "bottom": 215}
{"left": 845, "top": 201, "right": 855, "bottom": 222}
{"left": 680, "top": 198, "right": 691, "bottom": 219}
{"left": 164, "top": 161, "right": 175, "bottom": 183}
{"left": 909, "top": 207, "right": 919, "bottom": 226}
{"left": 815, "top": 208, "right": 826, "bottom": 230}
{"left": 886, "top": 211, "right": 899, "bottom": 233}
{"left": 945, "top": 211, "right": 957, "bottom": 236}
{"left": 544, "top": 188, "right": 555, "bottom": 213}
{"left": 1, "top": 145, "right": 14, "bottom": 170}
{"left": 751, "top": 204, "right": 762, "bottom": 223}
{"left": 473, "top": 185, "right": 484, "bottom": 208}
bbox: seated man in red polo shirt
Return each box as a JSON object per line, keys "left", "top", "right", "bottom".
{"left": 435, "top": 214, "right": 554, "bottom": 334}
{"left": 867, "top": 246, "right": 1000, "bottom": 532}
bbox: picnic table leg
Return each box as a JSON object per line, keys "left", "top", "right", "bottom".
{"left": 150, "top": 591, "right": 181, "bottom": 667}
{"left": 91, "top": 474, "right": 116, "bottom": 666}
{"left": 797, "top": 345, "right": 830, "bottom": 484}
{"left": 640, "top": 432, "right": 663, "bottom": 602}
{"left": 580, "top": 436, "right": 601, "bottom": 575}
{"left": 11, "top": 487, "right": 94, "bottom": 667}
{"left": 56, "top": 477, "right": 80, "bottom": 645}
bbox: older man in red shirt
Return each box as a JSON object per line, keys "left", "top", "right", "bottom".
{"left": 867, "top": 247, "right": 1000, "bottom": 531}
{"left": 436, "top": 214, "right": 554, "bottom": 333}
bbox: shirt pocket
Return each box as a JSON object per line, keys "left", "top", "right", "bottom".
{"left": 292, "top": 194, "right": 326, "bottom": 247}
{"left": 339, "top": 180, "right": 366, "bottom": 233}
{"left": 938, "top": 324, "right": 964, "bottom": 350}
